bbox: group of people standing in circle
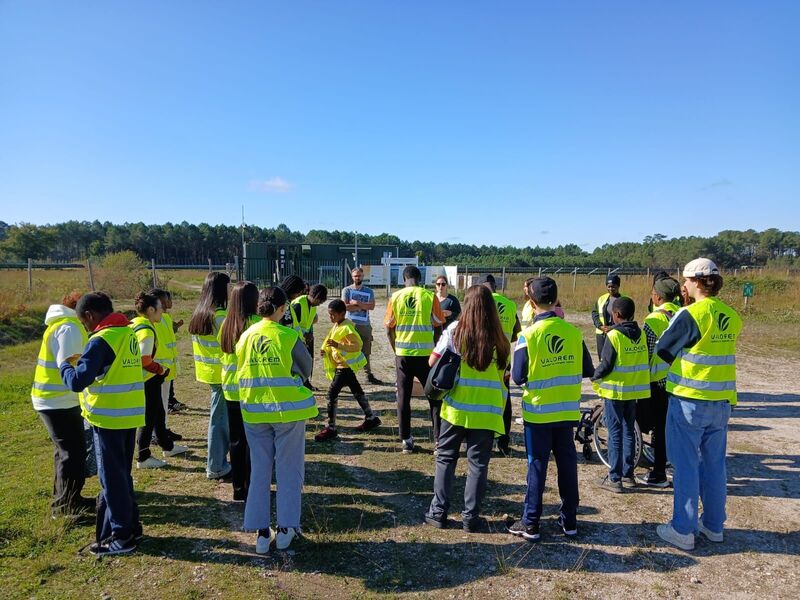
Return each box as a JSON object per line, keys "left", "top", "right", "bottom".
{"left": 31, "top": 257, "right": 740, "bottom": 556}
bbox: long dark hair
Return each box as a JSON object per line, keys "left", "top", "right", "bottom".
{"left": 258, "top": 287, "right": 288, "bottom": 317}
{"left": 219, "top": 282, "right": 259, "bottom": 353}
{"left": 453, "top": 285, "right": 510, "bottom": 371}
{"left": 188, "top": 272, "right": 230, "bottom": 335}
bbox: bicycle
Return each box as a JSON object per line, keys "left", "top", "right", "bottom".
{"left": 575, "top": 401, "right": 659, "bottom": 469}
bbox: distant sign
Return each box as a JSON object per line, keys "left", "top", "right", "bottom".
{"left": 743, "top": 283, "right": 754, "bottom": 298}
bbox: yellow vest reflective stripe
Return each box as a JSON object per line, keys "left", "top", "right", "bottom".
{"left": 192, "top": 308, "right": 226, "bottom": 384}
{"left": 129, "top": 316, "right": 163, "bottom": 382}
{"left": 441, "top": 352, "right": 506, "bottom": 435}
{"left": 292, "top": 295, "right": 317, "bottom": 334}
{"left": 31, "top": 317, "right": 88, "bottom": 400}
{"left": 594, "top": 293, "right": 629, "bottom": 334}
{"left": 236, "top": 320, "right": 318, "bottom": 423}
{"left": 595, "top": 328, "right": 650, "bottom": 400}
{"left": 520, "top": 317, "right": 583, "bottom": 423}
{"left": 322, "top": 319, "right": 366, "bottom": 379}
{"left": 520, "top": 301, "right": 535, "bottom": 329}
{"left": 391, "top": 287, "right": 435, "bottom": 356}
{"left": 492, "top": 293, "right": 517, "bottom": 340}
{"left": 81, "top": 326, "right": 146, "bottom": 429}
{"left": 157, "top": 313, "right": 178, "bottom": 381}
{"left": 666, "top": 298, "right": 741, "bottom": 405}
{"left": 220, "top": 314, "right": 261, "bottom": 401}
{"left": 644, "top": 301, "right": 680, "bottom": 382}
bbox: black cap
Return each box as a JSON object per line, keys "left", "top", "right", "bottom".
{"left": 606, "top": 274, "right": 621, "bottom": 286}
{"left": 529, "top": 276, "right": 558, "bottom": 305}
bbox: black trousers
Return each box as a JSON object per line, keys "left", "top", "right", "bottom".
{"left": 638, "top": 382, "right": 669, "bottom": 475}
{"left": 395, "top": 355, "right": 441, "bottom": 442}
{"left": 498, "top": 387, "right": 512, "bottom": 448}
{"left": 327, "top": 368, "right": 372, "bottom": 425}
{"left": 137, "top": 375, "right": 173, "bottom": 462}
{"left": 226, "top": 400, "right": 250, "bottom": 498}
{"left": 38, "top": 406, "right": 87, "bottom": 513}
{"left": 595, "top": 333, "right": 606, "bottom": 361}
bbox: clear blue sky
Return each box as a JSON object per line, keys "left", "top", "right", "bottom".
{"left": 1, "top": 1, "right": 797, "bottom": 251}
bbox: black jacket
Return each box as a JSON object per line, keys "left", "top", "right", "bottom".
{"left": 591, "top": 320, "right": 643, "bottom": 381}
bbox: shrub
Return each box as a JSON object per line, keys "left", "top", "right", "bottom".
{"left": 94, "top": 251, "right": 153, "bottom": 299}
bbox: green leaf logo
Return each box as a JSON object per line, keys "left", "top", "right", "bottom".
{"left": 547, "top": 334, "right": 565, "bottom": 355}
{"left": 717, "top": 312, "right": 730, "bottom": 332}
{"left": 129, "top": 336, "right": 140, "bottom": 356}
{"left": 496, "top": 302, "right": 506, "bottom": 315}
{"left": 405, "top": 295, "right": 417, "bottom": 310}
{"left": 253, "top": 335, "right": 272, "bottom": 355}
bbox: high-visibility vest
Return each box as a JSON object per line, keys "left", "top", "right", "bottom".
{"left": 595, "top": 328, "right": 650, "bottom": 400}
{"left": 644, "top": 301, "right": 680, "bottom": 383}
{"left": 594, "top": 293, "right": 629, "bottom": 334}
{"left": 441, "top": 348, "right": 506, "bottom": 435}
{"left": 666, "top": 297, "right": 741, "bottom": 405}
{"left": 291, "top": 295, "right": 317, "bottom": 335}
{"left": 322, "top": 319, "right": 367, "bottom": 379}
{"left": 81, "top": 326, "right": 146, "bottom": 429}
{"left": 390, "top": 286, "right": 435, "bottom": 357}
{"left": 192, "top": 308, "right": 227, "bottom": 384}
{"left": 519, "top": 317, "right": 583, "bottom": 424}
{"left": 219, "top": 314, "right": 261, "bottom": 402}
{"left": 31, "top": 316, "right": 88, "bottom": 404}
{"left": 157, "top": 313, "right": 178, "bottom": 381}
{"left": 492, "top": 292, "right": 517, "bottom": 341}
{"left": 520, "top": 301, "right": 535, "bottom": 329}
{"left": 130, "top": 315, "right": 166, "bottom": 382}
{"left": 235, "top": 320, "right": 318, "bottom": 424}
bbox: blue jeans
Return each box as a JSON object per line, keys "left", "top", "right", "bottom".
{"left": 207, "top": 384, "right": 230, "bottom": 478}
{"left": 666, "top": 395, "right": 731, "bottom": 535}
{"left": 522, "top": 423, "right": 579, "bottom": 527}
{"left": 94, "top": 427, "right": 139, "bottom": 542}
{"left": 243, "top": 420, "right": 306, "bottom": 531}
{"left": 604, "top": 399, "right": 636, "bottom": 481}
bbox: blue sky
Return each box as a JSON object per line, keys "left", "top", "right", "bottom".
{"left": 1, "top": 1, "right": 797, "bottom": 251}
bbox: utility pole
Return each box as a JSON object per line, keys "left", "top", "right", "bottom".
{"left": 241, "top": 205, "right": 245, "bottom": 253}
{"left": 354, "top": 231, "right": 358, "bottom": 267}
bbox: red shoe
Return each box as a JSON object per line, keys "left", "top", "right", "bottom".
{"left": 314, "top": 426, "right": 339, "bottom": 442}
{"left": 355, "top": 416, "right": 382, "bottom": 432}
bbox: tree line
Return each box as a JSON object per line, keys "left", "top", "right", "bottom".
{"left": 0, "top": 221, "right": 797, "bottom": 269}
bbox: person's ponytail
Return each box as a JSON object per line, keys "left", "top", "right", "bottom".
{"left": 258, "top": 287, "right": 288, "bottom": 317}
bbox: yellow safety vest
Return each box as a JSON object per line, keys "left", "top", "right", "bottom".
{"left": 220, "top": 314, "right": 261, "bottom": 402}
{"left": 594, "top": 293, "right": 629, "bottom": 334}
{"left": 81, "top": 326, "right": 146, "bottom": 429}
{"left": 31, "top": 316, "right": 88, "bottom": 403}
{"left": 157, "top": 313, "right": 178, "bottom": 381}
{"left": 441, "top": 347, "right": 506, "bottom": 435}
{"left": 520, "top": 301, "right": 535, "bottom": 329}
{"left": 492, "top": 292, "right": 517, "bottom": 341}
{"left": 643, "top": 301, "right": 680, "bottom": 383}
{"left": 520, "top": 317, "right": 583, "bottom": 424}
{"left": 192, "top": 308, "right": 227, "bottom": 384}
{"left": 666, "top": 298, "right": 741, "bottom": 405}
{"left": 391, "top": 286, "right": 435, "bottom": 357}
{"left": 595, "top": 328, "right": 650, "bottom": 400}
{"left": 322, "top": 319, "right": 367, "bottom": 379}
{"left": 291, "top": 295, "right": 317, "bottom": 335}
{"left": 130, "top": 315, "right": 166, "bottom": 382}
{"left": 236, "top": 320, "right": 318, "bottom": 424}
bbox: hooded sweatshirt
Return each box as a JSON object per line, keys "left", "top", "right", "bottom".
{"left": 32, "top": 305, "right": 86, "bottom": 411}
{"left": 591, "top": 320, "right": 643, "bottom": 381}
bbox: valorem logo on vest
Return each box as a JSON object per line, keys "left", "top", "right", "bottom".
{"left": 250, "top": 336, "right": 281, "bottom": 364}
{"left": 712, "top": 310, "right": 736, "bottom": 341}
{"left": 399, "top": 294, "right": 418, "bottom": 316}
{"left": 540, "top": 334, "right": 574, "bottom": 366}
{"left": 497, "top": 302, "right": 506, "bottom": 315}
{"left": 129, "top": 335, "right": 140, "bottom": 356}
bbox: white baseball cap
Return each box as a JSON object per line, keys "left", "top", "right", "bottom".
{"left": 683, "top": 258, "right": 720, "bottom": 278}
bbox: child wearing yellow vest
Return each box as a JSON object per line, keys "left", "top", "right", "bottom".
{"left": 315, "top": 300, "right": 380, "bottom": 441}
{"left": 592, "top": 296, "right": 649, "bottom": 493}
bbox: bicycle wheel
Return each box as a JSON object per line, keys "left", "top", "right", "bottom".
{"left": 593, "top": 408, "right": 643, "bottom": 470}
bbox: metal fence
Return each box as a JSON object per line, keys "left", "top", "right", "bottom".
{"left": 242, "top": 257, "right": 351, "bottom": 296}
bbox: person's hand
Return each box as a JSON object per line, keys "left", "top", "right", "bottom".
{"left": 442, "top": 309, "right": 452, "bottom": 317}
{"left": 319, "top": 348, "right": 325, "bottom": 357}
{"left": 326, "top": 339, "right": 339, "bottom": 349}
{"left": 175, "top": 319, "right": 184, "bottom": 328}
{"left": 601, "top": 325, "right": 610, "bottom": 333}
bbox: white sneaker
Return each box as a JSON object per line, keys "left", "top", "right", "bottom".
{"left": 276, "top": 527, "right": 300, "bottom": 550}
{"left": 657, "top": 522, "right": 695, "bottom": 551}
{"left": 698, "top": 520, "right": 724, "bottom": 542}
{"left": 255, "top": 529, "right": 274, "bottom": 554}
{"left": 401, "top": 437, "right": 415, "bottom": 454}
{"left": 136, "top": 456, "right": 166, "bottom": 469}
{"left": 163, "top": 444, "right": 188, "bottom": 457}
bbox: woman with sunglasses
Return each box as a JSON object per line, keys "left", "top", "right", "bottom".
{"left": 434, "top": 276, "right": 461, "bottom": 328}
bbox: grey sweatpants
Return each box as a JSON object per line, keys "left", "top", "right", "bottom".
{"left": 243, "top": 419, "right": 306, "bottom": 531}
{"left": 354, "top": 323, "right": 373, "bottom": 374}
{"left": 428, "top": 418, "right": 494, "bottom": 523}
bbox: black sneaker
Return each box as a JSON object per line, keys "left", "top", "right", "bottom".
{"left": 463, "top": 516, "right": 489, "bottom": 533}
{"left": 89, "top": 534, "right": 137, "bottom": 556}
{"left": 556, "top": 515, "right": 578, "bottom": 537}
{"left": 168, "top": 400, "right": 186, "bottom": 414}
{"left": 166, "top": 429, "right": 183, "bottom": 441}
{"left": 424, "top": 512, "right": 448, "bottom": 529}
{"left": 133, "top": 522, "right": 144, "bottom": 543}
{"left": 636, "top": 471, "right": 670, "bottom": 488}
{"left": 507, "top": 519, "right": 540, "bottom": 541}
{"left": 496, "top": 441, "right": 511, "bottom": 457}
{"left": 366, "top": 374, "right": 384, "bottom": 385}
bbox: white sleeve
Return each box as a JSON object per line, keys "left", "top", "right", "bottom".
{"left": 52, "top": 323, "right": 86, "bottom": 366}
{"left": 139, "top": 334, "right": 155, "bottom": 357}
{"left": 433, "top": 322, "right": 459, "bottom": 356}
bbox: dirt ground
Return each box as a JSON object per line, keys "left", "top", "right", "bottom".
{"left": 194, "top": 296, "right": 798, "bottom": 599}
